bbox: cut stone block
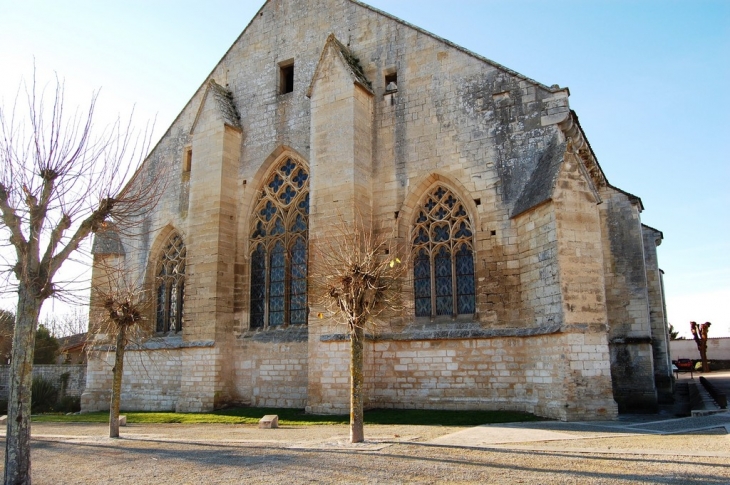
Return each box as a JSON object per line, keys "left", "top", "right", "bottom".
{"left": 258, "top": 414, "right": 279, "bottom": 429}
{"left": 119, "top": 415, "right": 127, "bottom": 427}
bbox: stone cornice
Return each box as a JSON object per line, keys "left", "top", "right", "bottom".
{"left": 558, "top": 111, "right": 608, "bottom": 193}
{"left": 319, "top": 322, "right": 609, "bottom": 342}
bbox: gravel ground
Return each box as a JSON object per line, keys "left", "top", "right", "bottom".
{"left": 2, "top": 420, "right": 729, "bottom": 484}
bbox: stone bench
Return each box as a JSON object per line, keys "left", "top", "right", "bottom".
{"left": 258, "top": 414, "right": 279, "bottom": 429}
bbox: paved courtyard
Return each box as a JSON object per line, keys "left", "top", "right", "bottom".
{"left": 2, "top": 410, "right": 729, "bottom": 484}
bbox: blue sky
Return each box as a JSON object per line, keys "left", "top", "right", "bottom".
{"left": 1, "top": 0, "right": 728, "bottom": 337}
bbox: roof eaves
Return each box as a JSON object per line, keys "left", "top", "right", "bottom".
{"left": 608, "top": 183, "right": 644, "bottom": 212}
{"left": 641, "top": 223, "right": 663, "bottom": 240}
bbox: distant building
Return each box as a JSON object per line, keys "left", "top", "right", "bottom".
{"left": 56, "top": 333, "right": 88, "bottom": 365}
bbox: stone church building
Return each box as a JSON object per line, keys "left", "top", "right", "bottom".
{"left": 82, "top": 0, "right": 672, "bottom": 421}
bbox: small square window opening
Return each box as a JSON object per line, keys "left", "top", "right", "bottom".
{"left": 385, "top": 72, "right": 398, "bottom": 92}
{"left": 280, "top": 62, "right": 294, "bottom": 94}
{"left": 183, "top": 147, "right": 192, "bottom": 174}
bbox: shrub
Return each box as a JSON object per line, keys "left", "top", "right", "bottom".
{"left": 34, "top": 325, "right": 59, "bottom": 364}
{"left": 31, "top": 376, "right": 58, "bottom": 413}
{"left": 56, "top": 396, "right": 81, "bottom": 414}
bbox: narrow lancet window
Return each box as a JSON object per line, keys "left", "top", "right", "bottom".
{"left": 155, "top": 232, "right": 186, "bottom": 333}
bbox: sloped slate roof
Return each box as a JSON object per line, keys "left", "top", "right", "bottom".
{"left": 91, "top": 226, "right": 125, "bottom": 255}
{"left": 511, "top": 139, "right": 566, "bottom": 218}
{"left": 307, "top": 33, "right": 374, "bottom": 98}
{"left": 207, "top": 80, "right": 241, "bottom": 129}
{"left": 57, "top": 332, "right": 87, "bottom": 352}
{"left": 329, "top": 35, "right": 373, "bottom": 91}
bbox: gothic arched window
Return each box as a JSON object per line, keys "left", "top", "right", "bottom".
{"left": 156, "top": 232, "right": 186, "bottom": 333}
{"left": 249, "top": 157, "right": 309, "bottom": 328}
{"left": 412, "top": 185, "right": 476, "bottom": 318}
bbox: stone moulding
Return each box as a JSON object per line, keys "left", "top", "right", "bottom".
{"left": 610, "top": 336, "right": 653, "bottom": 345}
{"left": 321, "top": 323, "right": 565, "bottom": 342}
{"left": 558, "top": 110, "right": 607, "bottom": 195}
{"left": 89, "top": 337, "right": 215, "bottom": 352}
{"left": 319, "top": 322, "right": 609, "bottom": 342}
{"left": 239, "top": 325, "right": 308, "bottom": 343}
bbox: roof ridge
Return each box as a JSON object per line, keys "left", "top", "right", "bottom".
{"left": 348, "top": 0, "right": 562, "bottom": 93}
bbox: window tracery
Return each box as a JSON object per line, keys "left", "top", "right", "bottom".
{"left": 155, "top": 232, "right": 186, "bottom": 333}
{"left": 412, "top": 185, "right": 476, "bottom": 318}
{"left": 249, "top": 157, "right": 309, "bottom": 328}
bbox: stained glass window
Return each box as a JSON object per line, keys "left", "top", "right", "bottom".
{"left": 412, "top": 185, "right": 476, "bottom": 318}
{"left": 249, "top": 157, "right": 309, "bottom": 328}
{"left": 155, "top": 232, "right": 186, "bottom": 333}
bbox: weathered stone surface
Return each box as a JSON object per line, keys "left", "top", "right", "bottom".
{"left": 258, "top": 414, "right": 279, "bottom": 429}
{"left": 81, "top": 0, "right": 668, "bottom": 421}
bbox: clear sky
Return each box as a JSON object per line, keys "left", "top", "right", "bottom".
{"left": 1, "top": 0, "right": 728, "bottom": 338}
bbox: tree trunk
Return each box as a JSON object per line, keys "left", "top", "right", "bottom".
{"left": 4, "top": 285, "right": 42, "bottom": 485}
{"left": 109, "top": 324, "right": 126, "bottom": 438}
{"left": 700, "top": 341, "right": 709, "bottom": 373}
{"left": 350, "top": 324, "right": 364, "bottom": 443}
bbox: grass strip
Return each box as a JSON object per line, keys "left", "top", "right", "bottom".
{"left": 33, "top": 408, "right": 541, "bottom": 426}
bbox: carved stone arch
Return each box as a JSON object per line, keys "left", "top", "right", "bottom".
{"left": 144, "top": 225, "right": 187, "bottom": 334}
{"left": 239, "top": 145, "right": 309, "bottom": 256}
{"left": 402, "top": 174, "right": 478, "bottom": 319}
{"left": 397, "top": 172, "right": 479, "bottom": 241}
{"left": 245, "top": 148, "right": 310, "bottom": 329}
{"left": 144, "top": 225, "right": 185, "bottom": 289}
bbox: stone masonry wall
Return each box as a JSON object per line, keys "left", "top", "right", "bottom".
{"left": 553, "top": 152, "right": 607, "bottom": 326}
{"left": 369, "top": 331, "right": 616, "bottom": 421}
{"left": 0, "top": 364, "right": 86, "bottom": 401}
{"left": 599, "top": 187, "right": 657, "bottom": 412}
{"left": 233, "top": 338, "right": 308, "bottom": 408}
{"left": 514, "top": 200, "right": 561, "bottom": 327}
{"left": 670, "top": 338, "right": 730, "bottom": 362}
{"left": 642, "top": 225, "right": 672, "bottom": 402}
{"left": 82, "top": 348, "right": 183, "bottom": 412}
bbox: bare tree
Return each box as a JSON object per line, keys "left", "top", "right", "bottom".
{"left": 311, "top": 215, "right": 405, "bottom": 443}
{"left": 668, "top": 323, "right": 683, "bottom": 340}
{"left": 0, "top": 71, "right": 160, "bottom": 484}
{"left": 690, "top": 321, "right": 711, "bottom": 373}
{"left": 90, "top": 256, "right": 148, "bottom": 438}
{"left": 42, "top": 308, "right": 89, "bottom": 338}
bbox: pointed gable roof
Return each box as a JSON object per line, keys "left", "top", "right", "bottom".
{"left": 306, "top": 33, "right": 373, "bottom": 98}
{"left": 190, "top": 79, "right": 241, "bottom": 135}
{"left": 348, "top": 0, "right": 562, "bottom": 94}
{"left": 511, "top": 139, "right": 567, "bottom": 218}
{"left": 91, "top": 224, "right": 125, "bottom": 256}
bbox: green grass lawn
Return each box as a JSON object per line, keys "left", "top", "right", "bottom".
{"left": 33, "top": 407, "right": 542, "bottom": 426}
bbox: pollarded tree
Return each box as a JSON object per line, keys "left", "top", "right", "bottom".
{"left": 90, "top": 255, "right": 148, "bottom": 438}
{"left": 690, "top": 321, "right": 711, "bottom": 373}
{"left": 312, "top": 215, "right": 405, "bottom": 443}
{"left": 0, "top": 72, "right": 160, "bottom": 484}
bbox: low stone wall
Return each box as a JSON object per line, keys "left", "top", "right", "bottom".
{"left": 0, "top": 364, "right": 86, "bottom": 400}
{"left": 670, "top": 338, "right": 730, "bottom": 362}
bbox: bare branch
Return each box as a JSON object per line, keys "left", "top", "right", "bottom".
{"left": 0, "top": 68, "right": 162, "bottom": 482}
{"left": 311, "top": 211, "right": 407, "bottom": 332}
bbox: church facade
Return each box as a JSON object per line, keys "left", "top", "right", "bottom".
{"left": 82, "top": 0, "right": 672, "bottom": 421}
